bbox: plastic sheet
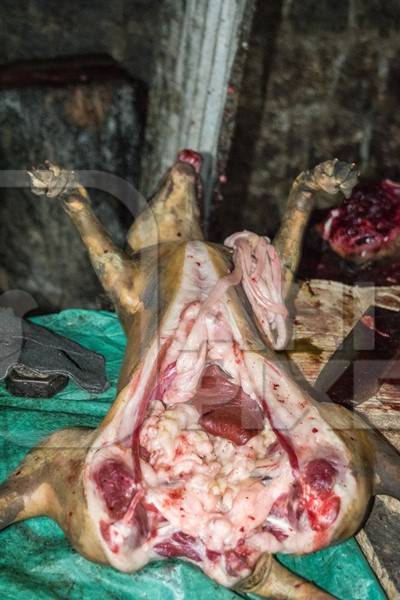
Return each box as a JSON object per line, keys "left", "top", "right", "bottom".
{"left": 0, "top": 310, "right": 386, "bottom": 599}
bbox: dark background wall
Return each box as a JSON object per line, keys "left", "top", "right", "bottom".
{"left": 214, "top": 0, "right": 400, "bottom": 240}
{"left": 0, "top": 1, "right": 164, "bottom": 311}
{"left": 0, "top": 0, "right": 159, "bottom": 86}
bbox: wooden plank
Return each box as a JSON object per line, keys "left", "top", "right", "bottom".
{"left": 291, "top": 279, "right": 400, "bottom": 599}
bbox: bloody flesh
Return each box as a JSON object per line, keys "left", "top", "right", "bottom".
{"left": 194, "top": 365, "right": 264, "bottom": 445}
{"left": 86, "top": 238, "right": 355, "bottom": 586}
{"left": 320, "top": 179, "right": 400, "bottom": 261}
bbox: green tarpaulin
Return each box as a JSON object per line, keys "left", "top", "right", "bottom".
{"left": 0, "top": 310, "right": 386, "bottom": 600}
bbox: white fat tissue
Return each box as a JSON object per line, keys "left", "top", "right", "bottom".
{"left": 140, "top": 400, "right": 277, "bottom": 547}
{"left": 86, "top": 239, "right": 357, "bottom": 587}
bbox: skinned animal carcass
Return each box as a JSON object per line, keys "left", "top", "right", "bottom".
{"left": 0, "top": 153, "right": 399, "bottom": 600}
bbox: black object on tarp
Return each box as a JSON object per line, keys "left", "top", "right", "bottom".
{"left": 0, "top": 308, "right": 108, "bottom": 395}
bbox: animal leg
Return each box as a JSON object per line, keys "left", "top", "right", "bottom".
{"left": 0, "top": 427, "right": 106, "bottom": 563}
{"left": 0, "top": 447, "right": 47, "bottom": 530}
{"left": 273, "top": 159, "right": 358, "bottom": 297}
{"left": 0, "top": 427, "right": 88, "bottom": 530}
{"left": 235, "top": 553, "right": 336, "bottom": 600}
{"left": 127, "top": 150, "right": 204, "bottom": 252}
{"left": 28, "top": 162, "right": 142, "bottom": 316}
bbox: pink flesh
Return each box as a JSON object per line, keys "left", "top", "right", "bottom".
{"left": 154, "top": 531, "right": 202, "bottom": 562}
{"left": 94, "top": 460, "right": 136, "bottom": 520}
{"left": 320, "top": 179, "right": 400, "bottom": 260}
{"left": 224, "top": 231, "right": 288, "bottom": 349}
{"left": 193, "top": 365, "right": 264, "bottom": 445}
{"left": 85, "top": 238, "right": 355, "bottom": 587}
{"left": 177, "top": 149, "right": 202, "bottom": 174}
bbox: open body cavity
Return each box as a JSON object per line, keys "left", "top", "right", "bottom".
{"left": 85, "top": 242, "right": 356, "bottom": 586}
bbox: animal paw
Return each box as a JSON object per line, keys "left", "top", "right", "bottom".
{"left": 307, "top": 159, "right": 359, "bottom": 199}
{"left": 28, "top": 161, "right": 79, "bottom": 198}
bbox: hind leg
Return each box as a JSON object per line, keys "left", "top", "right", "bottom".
{"left": 273, "top": 159, "right": 358, "bottom": 297}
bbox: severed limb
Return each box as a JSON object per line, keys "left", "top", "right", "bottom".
{"left": 273, "top": 159, "right": 358, "bottom": 297}
{"left": 235, "top": 553, "right": 336, "bottom": 600}
{"left": 28, "top": 162, "right": 142, "bottom": 317}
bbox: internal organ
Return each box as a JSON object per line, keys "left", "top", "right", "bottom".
{"left": 88, "top": 241, "right": 355, "bottom": 586}
{"left": 139, "top": 373, "right": 341, "bottom": 549}
{"left": 193, "top": 365, "right": 264, "bottom": 445}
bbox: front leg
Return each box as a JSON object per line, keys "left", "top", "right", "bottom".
{"left": 28, "top": 162, "right": 142, "bottom": 317}
{"left": 274, "top": 159, "right": 358, "bottom": 297}
{"left": 236, "top": 553, "right": 335, "bottom": 600}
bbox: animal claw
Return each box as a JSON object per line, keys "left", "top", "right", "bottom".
{"left": 306, "top": 159, "right": 359, "bottom": 201}
{"left": 27, "top": 162, "right": 78, "bottom": 198}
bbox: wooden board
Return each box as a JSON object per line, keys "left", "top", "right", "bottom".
{"left": 291, "top": 280, "right": 400, "bottom": 600}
